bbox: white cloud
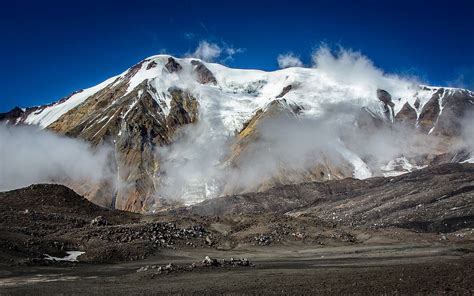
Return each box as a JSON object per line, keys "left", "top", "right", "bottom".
{"left": 0, "top": 125, "right": 113, "bottom": 191}
{"left": 224, "top": 46, "right": 244, "bottom": 60}
{"left": 192, "top": 41, "right": 222, "bottom": 61}
{"left": 277, "top": 53, "right": 303, "bottom": 68}
{"left": 189, "top": 40, "right": 244, "bottom": 62}
{"left": 310, "top": 44, "right": 419, "bottom": 98}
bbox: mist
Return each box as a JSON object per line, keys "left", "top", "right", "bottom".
{"left": 0, "top": 125, "right": 113, "bottom": 191}
{"left": 154, "top": 46, "right": 451, "bottom": 205}
{"left": 311, "top": 45, "right": 418, "bottom": 100}
{"left": 155, "top": 99, "right": 444, "bottom": 205}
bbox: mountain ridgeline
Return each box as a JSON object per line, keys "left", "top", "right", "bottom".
{"left": 1, "top": 55, "right": 473, "bottom": 212}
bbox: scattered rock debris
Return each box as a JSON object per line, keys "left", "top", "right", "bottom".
{"left": 90, "top": 216, "right": 108, "bottom": 226}
{"left": 255, "top": 235, "right": 272, "bottom": 246}
{"left": 137, "top": 256, "right": 254, "bottom": 276}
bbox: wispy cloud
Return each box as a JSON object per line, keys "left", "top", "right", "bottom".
{"left": 192, "top": 41, "right": 222, "bottom": 61}
{"left": 277, "top": 53, "right": 303, "bottom": 68}
{"left": 188, "top": 40, "right": 244, "bottom": 62}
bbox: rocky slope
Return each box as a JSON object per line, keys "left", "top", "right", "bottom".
{"left": 183, "top": 163, "right": 474, "bottom": 233}
{"left": 1, "top": 164, "right": 472, "bottom": 266}
{"left": 1, "top": 55, "right": 473, "bottom": 211}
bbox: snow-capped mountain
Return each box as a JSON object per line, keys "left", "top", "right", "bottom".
{"left": 2, "top": 55, "right": 473, "bottom": 212}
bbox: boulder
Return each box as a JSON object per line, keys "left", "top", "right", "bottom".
{"left": 90, "top": 216, "right": 108, "bottom": 226}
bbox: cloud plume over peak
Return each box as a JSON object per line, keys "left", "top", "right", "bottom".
{"left": 277, "top": 53, "right": 303, "bottom": 68}
{"left": 189, "top": 40, "right": 243, "bottom": 62}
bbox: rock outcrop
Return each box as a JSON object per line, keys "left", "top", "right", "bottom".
{"left": 164, "top": 57, "right": 182, "bottom": 73}
{"left": 223, "top": 99, "right": 353, "bottom": 195}
{"left": 45, "top": 74, "right": 199, "bottom": 212}
{"left": 395, "top": 102, "right": 417, "bottom": 127}
{"left": 377, "top": 89, "right": 395, "bottom": 122}
{"left": 191, "top": 60, "right": 217, "bottom": 85}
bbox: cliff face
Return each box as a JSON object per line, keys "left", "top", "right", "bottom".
{"left": 31, "top": 58, "right": 199, "bottom": 212}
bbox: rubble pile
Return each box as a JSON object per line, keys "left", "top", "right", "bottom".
{"left": 136, "top": 256, "right": 254, "bottom": 276}
{"left": 84, "top": 223, "right": 208, "bottom": 247}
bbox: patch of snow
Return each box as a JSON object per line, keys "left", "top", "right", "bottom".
{"left": 381, "top": 157, "right": 427, "bottom": 177}
{"left": 337, "top": 140, "right": 372, "bottom": 179}
{"left": 44, "top": 251, "right": 85, "bottom": 262}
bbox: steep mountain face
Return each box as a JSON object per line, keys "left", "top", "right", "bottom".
{"left": 223, "top": 99, "right": 353, "bottom": 195}
{"left": 1, "top": 55, "right": 473, "bottom": 212}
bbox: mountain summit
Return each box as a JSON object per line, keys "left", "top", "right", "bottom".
{"left": 2, "top": 55, "right": 473, "bottom": 212}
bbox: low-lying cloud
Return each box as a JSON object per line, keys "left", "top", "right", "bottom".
{"left": 0, "top": 125, "right": 113, "bottom": 192}
{"left": 155, "top": 99, "right": 445, "bottom": 206}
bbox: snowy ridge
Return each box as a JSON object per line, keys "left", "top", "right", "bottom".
{"left": 20, "top": 55, "right": 472, "bottom": 185}
{"left": 24, "top": 55, "right": 467, "bottom": 134}
{"left": 25, "top": 75, "right": 120, "bottom": 128}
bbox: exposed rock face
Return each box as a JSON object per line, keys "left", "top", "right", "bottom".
{"left": 223, "top": 99, "right": 352, "bottom": 195}
{"left": 1, "top": 56, "right": 472, "bottom": 213}
{"left": 191, "top": 60, "right": 217, "bottom": 85}
{"left": 377, "top": 89, "right": 395, "bottom": 121}
{"left": 146, "top": 60, "right": 158, "bottom": 70}
{"left": 0, "top": 107, "right": 25, "bottom": 123}
{"left": 164, "top": 57, "right": 182, "bottom": 73}
{"left": 418, "top": 91, "right": 441, "bottom": 133}
{"left": 376, "top": 89, "right": 393, "bottom": 105}
{"left": 432, "top": 88, "right": 474, "bottom": 137}
{"left": 276, "top": 85, "right": 293, "bottom": 98}
{"left": 166, "top": 88, "right": 199, "bottom": 130}
{"left": 47, "top": 76, "right": 199, "bottom": 212}
{"left": 395, "top": 102, "right": 417, "bottom": 127}
{"left": 418, "top": 88, "right": 474, "bottom": 137}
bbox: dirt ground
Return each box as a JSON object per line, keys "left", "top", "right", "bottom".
{"left": 1, "top": 243, "right": 473, "bottom": 295}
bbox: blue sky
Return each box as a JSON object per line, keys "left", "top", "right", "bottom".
{"left": 1, "top": 0, "right": 473, "bottom": 112}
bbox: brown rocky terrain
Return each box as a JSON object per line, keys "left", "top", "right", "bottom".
{"left": 0, "top": 163, "right": 473, "bottom": 294}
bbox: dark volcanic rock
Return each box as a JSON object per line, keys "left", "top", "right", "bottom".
{"left": 164, "top": 57, "right": 182, "bottom": 73}
{"left": 191, "top": 60, "right": 217, "bottom": 85}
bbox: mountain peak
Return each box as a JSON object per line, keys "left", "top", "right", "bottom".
{"left": 2, "top": 56, "right": 473, "bottom": 212}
